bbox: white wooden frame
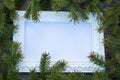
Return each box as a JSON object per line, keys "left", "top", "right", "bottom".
{"left": 13, "top": 11, "right": 104, "bottom": 72}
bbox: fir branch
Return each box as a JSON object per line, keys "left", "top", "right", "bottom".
{"left": 39, "top": 52, "right": 50, "bottom": 80}
{"left": 29, "top": 53, "right": 67, "bottom": 80}
{"left": 0, "top": 7, "right": 6, "bottom": 30}
{"left": 3, "top": 0, "right": 16, "bottom": 10}
{"left": 0, "top": 73, "right": 3, "bottom": 80}
{"left": 49, "top": 60, "right": 66, "bottom": 72}
{"left": 40, "top": 52, "right": 50, "bottom": 73}
{"left": 30, "top": 68, "right": 38, "bottom": 80}
{"left": 99, "top": 1, "right": 120, "bottom": 32}
{"left": 52, "top": 0, "right": 102, "bottom": 23}
{"left": 92, "top": 71, "right": 109, "bottom": 80}
{"left": 51, "top": 0, "right": 68, "bottom": 11}
{"left": 104, "top": 35, "right": 120, "bottom": 50}
{"left": 115, "top": 53, "right": 120, "bottom": 63}
{"left": 24, "top": 0, "right": 40, "bottom": 21}
{"left": 10, "top": 10, "right": 18, "bottom": 20}
{"left": 7, "top": 67, "right": 19, "bottom": 80}
{"left": 88, "top": 52, "right": 105, "bottom": 67}
{"left": 24, "top": 1, "right": 32, "bottom": 19}
{"left": 2, "top": 42, "right": 22, "bottom": 67}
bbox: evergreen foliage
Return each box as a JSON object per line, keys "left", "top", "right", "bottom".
{"left": 0, "top": 1, "right": 23, "bottom": 80}
{"left": 0, "top": 42, "right": 23, "bottom": 80}
{"left": 30, "top": 68, "right": 38, "bottom": 80}
{"left": 92, "top": 71, "right": 110, "bottom": 80}
{"left": 3, "top": 0, "right": 17, "bottom": 20}
{"left": 88, "top": 52, "right": 105, "bottom": 67}
{"left": 0, "top": 0, "right": 120, "bottom": 80}
{"left": 24, "top": 0, "right": 41, "bottom": 21}
{"left": 0, "top": 73, "right": 3, "bottom": 80}
{"left": 52, "top": 0, "right": 102, "bottom": 22}
{"left": 29, "top": 52, "right": 67, "bottom": 80}
{"left": 25, "top": 0, "right": 103, "bottom": 22}
{"left": 48, "top": 72, "right": 92, "bottom": 80}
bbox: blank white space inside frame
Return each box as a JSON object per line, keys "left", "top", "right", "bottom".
{"left": 24, "top": 22, "right": 93, "bottom": 62}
